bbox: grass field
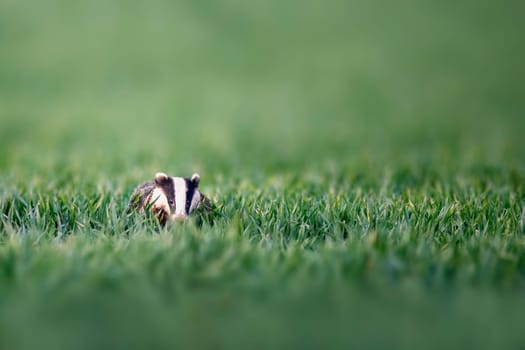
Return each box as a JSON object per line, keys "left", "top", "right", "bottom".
{"left": 1, "top": 0, "right": 525, "bottom": 349}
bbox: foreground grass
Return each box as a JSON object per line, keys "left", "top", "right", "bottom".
{"left": 1, "top": 165, "right": 524, "bottom": 349}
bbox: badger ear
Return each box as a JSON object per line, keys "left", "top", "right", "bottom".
{"left": 191, "top": 173, "right": 200, "bottom": 186}
{"left": 155, "top": 172, "right": 170, "bottom": 185}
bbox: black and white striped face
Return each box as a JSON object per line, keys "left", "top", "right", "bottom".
{"left": 150, "top": 172, "right": 203, "bottom": 222}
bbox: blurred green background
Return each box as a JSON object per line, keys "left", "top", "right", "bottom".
{"left": 1, "top": 0, "right": 525, "bottom": 349}
{"left": 2, "top": 0, "right": 523, "bottom": 175}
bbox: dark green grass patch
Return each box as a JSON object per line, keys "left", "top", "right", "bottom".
{"left": 2, "top": 168, "right": 524, "bottom": 288}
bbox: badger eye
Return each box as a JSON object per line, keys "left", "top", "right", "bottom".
{"left": 168, "top": 200, "right": 174, "bottom": 206}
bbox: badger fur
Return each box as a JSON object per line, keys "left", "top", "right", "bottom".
{"left": 129, "top": 172, "right": 212, "bottom": 226}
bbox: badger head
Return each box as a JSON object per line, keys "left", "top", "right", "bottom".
{"left": 149, "top": 172, "right": 204, "bottom": 223}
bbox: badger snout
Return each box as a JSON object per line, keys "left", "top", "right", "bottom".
{"left": 171, "top": 213, "right": 187, "bottom": 222}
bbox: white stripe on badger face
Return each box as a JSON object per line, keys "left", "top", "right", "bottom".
{"left": 150, "top": 187, "right": 170, "bottom": 214}
{"left": 189, "top": 190, "right": 201, "bottom": 213}
{"left": 172, "top": 177, "right": 188, "bottom": 220}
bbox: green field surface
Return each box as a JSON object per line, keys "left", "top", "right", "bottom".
{"left": 1, "top": 0, "right": 524, "bottom": 349}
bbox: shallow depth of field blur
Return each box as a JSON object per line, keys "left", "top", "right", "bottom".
{"left": 1, "top": 0, "right": 524, "bottom": 349}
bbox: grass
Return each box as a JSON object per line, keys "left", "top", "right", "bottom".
{"left": 1, "top": 0, "right": 525, "bottom": 349}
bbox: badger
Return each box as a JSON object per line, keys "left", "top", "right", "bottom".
{"left": 128, "top": 172, "right": 212, "bottom": 226}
